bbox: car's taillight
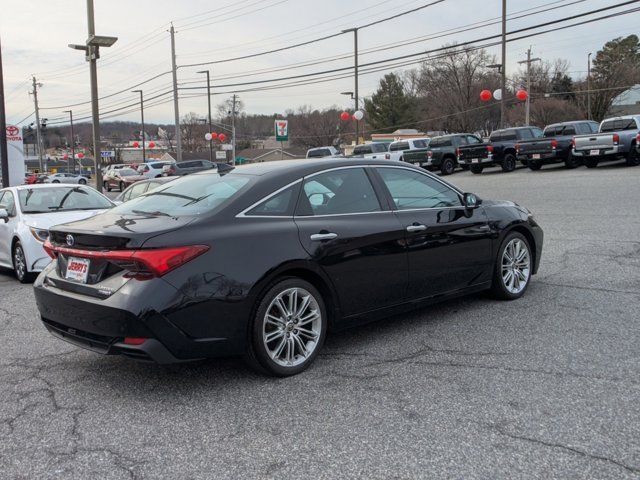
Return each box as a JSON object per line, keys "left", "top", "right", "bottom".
{"left": 636, "top": 133, "right": 640, "bottom": 144}
{"left": 570, "top": 137, "right": 575, "bottom": 148}
{"left": 124, "top": 337, "right": 147, "bottom": 345}
{"left": 613, "top": 133, "right": 620, "bottom": 145}
{"left": 43, "top": 240, "right": 209, "bottom": 277}
{"left": 456, "top": 148, "right": 460, "bottom": 157}
{"left": 385, "top": 153, "right": 390, "bottom": 160}
{"left": 487, "top": 145, "right": 494, "bottom": 153}
{"left": 515, "top": 144, "right": 520, "bottom": 153}
{"left": 427, "top": 150, "right": 433, "bottom": 158}
{"left": 550, "top": 139, "right": 558, "bottom": 149}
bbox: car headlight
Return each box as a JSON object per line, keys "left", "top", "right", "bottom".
{"left": 30, "top": 227, "right": 50, "bottom": 243}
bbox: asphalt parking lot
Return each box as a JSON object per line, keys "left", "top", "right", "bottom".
{"left": 1, "top": 161, "right": 639, "bottom": 479}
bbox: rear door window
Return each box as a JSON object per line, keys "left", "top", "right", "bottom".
{"left": 413, "top": 140, "right": 429, "bottom": 148}
{"left": 377, "top": 168, "right": 461, "bottom": 210}
{"left": 390, "top": 142, "right": 409, "bottom": 152}
{"left": 518, "top": 129, "right": 534, "bottom": 140}
{"left": 246, "top": 184, "right": 299, "bottom": 216}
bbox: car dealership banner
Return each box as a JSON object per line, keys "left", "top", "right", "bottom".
{"left": 3, "top": 125, "right": 26, "bottom": 186}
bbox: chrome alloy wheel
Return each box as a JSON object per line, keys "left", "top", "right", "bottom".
{"left": 263, "top": 287, "right": 322, "bottom": 367}
{"left": 13, "top": 245, "right": 27, "bottom": 281}
{"left": 501, "top": 238, "right": 531, "bottom": 294}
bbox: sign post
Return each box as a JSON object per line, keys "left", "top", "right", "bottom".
{"left": 275, "top": 120, "right": 288, "bottom": 161}
{"left": 4, "top": 126, "right": 25, "bottom": 186}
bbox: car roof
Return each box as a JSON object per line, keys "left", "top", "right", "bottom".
{"left": 3, "top": 183, "right": 93, "bottom": 191}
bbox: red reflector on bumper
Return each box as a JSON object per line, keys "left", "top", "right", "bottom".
{"left": 124, "top": 337, "right": 147, "bottom": 345}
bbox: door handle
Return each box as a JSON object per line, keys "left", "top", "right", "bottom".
{"left": 406, "top": 224, "right": 427, "bottom": 233}
{"left": 310, "top": 232, "right": 338, "bottom": 241}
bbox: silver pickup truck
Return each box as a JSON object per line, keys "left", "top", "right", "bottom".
{"left": 572, "top": 115, "right": 640, "bottom": 168}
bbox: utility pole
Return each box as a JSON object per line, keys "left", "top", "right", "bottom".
{"left": 132, "top": 90, "right": 146, "bottom": 163}
{"left": 69, "top": 0, "right": 117, "bottom": 192}
{"left": 587, "top": 52, "right": 593, "bottom": 120}
{"left": 518, "top": 47, "right": 541, "bottom": 126}
{"left": 30, "top": 77, "right": 44, "bottom": 172}
{"left": 0, "top": 35, "right": 9, "bottom": 188}
{"left": 170, "top": 24, "right": 182, "bottom": 162}
{"left": 231, "top": 94, "right": 237, "bottom": 166}
{"left": 342, "top": 28, "right": 359, "bottom": 143}
{"left": 63, "top": 110, "right": 75, "bottom": 173}
{"left": 500, "top": 0, "right": 507, "bottom": 128}
{"left": 197, "top": 69, "right": 213, "bottom": 163}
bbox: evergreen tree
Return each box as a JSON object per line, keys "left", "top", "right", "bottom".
{"left": 364, "top": 73, "right": 414, "bottom": 132}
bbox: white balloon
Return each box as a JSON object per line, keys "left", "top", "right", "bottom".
{"left": 493, "top": 89, "right": 502, "bottom": 101}
{"left": 353, "top": 110, "right": 364, "bottom": 121}
{"left": 205, "top": 132, "right": 213, "bottom": 141}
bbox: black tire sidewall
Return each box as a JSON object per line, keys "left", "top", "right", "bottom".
{"left": 248, "top": 278, "right": 327, "bottom": 376}
{"left": 470, "top": 165, "right": 483, "bottom": 174}
{"left": 441, "top": 158, "right": 454, "bottom": 175}
{"left": 528, "top": 161, "right": 542, "bottom": 171}
{"left": 491, "top": 232, "right": 532, "bottom": 300}
{"left": 502, "top": 154, "right": 516, "bottom": 172}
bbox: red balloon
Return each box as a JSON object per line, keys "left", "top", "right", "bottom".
{"left": 516, "top": 89, "right": 528, "bottom": 101}
{"left": 340, "top": 111, "right": 350, "bottom": 121}
{"left": 77, "top": 152, "right": 84, "bottom": 159}
{"left": 148, "top": 141, "right": 155, "bottom": 148}
{"left": 63, "top": 154, "right": 69, "bottom": 160}
{"left": 211, "top": 132, "right": 218, "bottom": 140}
{"left": 133, "top": 141, "right": 140, "bottom": 148}
{"left": 219, "top": 133, "right": 227, "bottom": 142}
{"left": 480, "top": 89, "right": 492, "bottom": 101}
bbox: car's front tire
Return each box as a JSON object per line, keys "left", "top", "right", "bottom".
{"left": 625, "top": 147, "right": 640, "bottom": 166}
{"left": 564, "top": 154, "right": 580, "bottom": 169}
{"left": 12, "top": 241, "right": 33, "bottom": 284}
{"left": 78, "top": 178, "right": 87, "bottom": 185}
{"left": 490, "top": 232, "right": 532, "bottom": 300}
{"left": 247, "top": 278, "right": 327, "bottom": 377}
{"left": 502, "top": 153, "right": 517, "bottom": 172}
{"left": 440, "top": 157, "right": 455, "bottom": 176}
{"left": 470, "top": 165, "right": 483, "bottom": 174}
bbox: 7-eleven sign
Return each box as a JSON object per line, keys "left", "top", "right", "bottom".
{"left": 275, "top": 120, "right": 289, "bottom": 142}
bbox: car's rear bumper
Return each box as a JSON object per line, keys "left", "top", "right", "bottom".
{"left": 33, "top": 270, "right": 240, "bottom": 363}
{"left": 458, "top": 155, "right": 494, "bottom": 166}
{"left": 517, "top": 152, "right": 563, "bottom": 163}
{"left": 572, "top": 146, "right": 621, "bottom": 157}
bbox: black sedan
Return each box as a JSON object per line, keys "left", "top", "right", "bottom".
{"left": 34, "top": 159, "right": 543, "bottom": 376}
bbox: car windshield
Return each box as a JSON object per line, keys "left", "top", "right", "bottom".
{"left": 19, "top": 187, "right": 113, "bottom": 213}
{"left": 110, "top": 172, "right": 252, "bottom": 217}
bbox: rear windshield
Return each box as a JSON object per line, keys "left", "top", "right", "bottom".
{"left": 110, "top": 172, "right": 252, "bottom": 217}
{"left": 117, "top": 168, "right": 138, "bottom": 176}
{"left": 429, "top": 137, "right": 452, "bottom": 147}
{"left": 490, "top": 131, "right": 517, "bottom": 141}
{"left": 19, "top": 187, "right": 113, "bottom": 213}
{"left": 600, "top": 118, "right": 638, "bottom": 132}
{"left": 353, "top": 145, "right": 373, "bottom": 155}
{"left": 307, "top": 149, "right": 331, "bottom": 158}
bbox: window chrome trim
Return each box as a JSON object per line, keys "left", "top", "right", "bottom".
{"left": 236, "top": 179, "right": 302, "bottom": 218}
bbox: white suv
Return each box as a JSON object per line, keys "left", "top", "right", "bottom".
{"left": 387, "top": 138, "right": 431, "bottom": 162}
{"left": 137, "top": 161, "right": 173, "bottom": 179}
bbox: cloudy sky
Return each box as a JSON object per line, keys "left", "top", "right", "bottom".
{"left": 1, "top": 0, "right": 637, "bottom": 127}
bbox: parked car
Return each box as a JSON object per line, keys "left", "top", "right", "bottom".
{"left": 458, "top": 127, "right": 544, "bottom": 174}
{"left": 137, "top": 161, "right": 175, "bottom": 179}
{"left": 103, "top": 167, "right": 139, "bottom": 192}
{"left": 102, "top": 164, "right": 128, "bottom": 175}
{"left": 516, "top": 121, "right": 599, "bottom": 170}
{"left": 35, "top": 159, "right": 543, "bottom": 376}
{"left": 404, "top": 134, "right": 482, "bottom": 175}
{"left": 350, "top": 142, "right": 390, "bottom": 160}
{"left": 306, "top": 146, "right": 341, "bottom": 158}
{"left": 114, "top": 176, "right": 178, "bottom": 204}
{"left": 387, "top": 138, "right": 431, "bottom": 162}
{"left": 571, "top": 115, "right": 640, "bottom": 168}
{"left": 0, "top": 184, "right": 113, "bottom": 282}
{"left": 44, "top": 173, "right": 88, "bottom": 185}
{"left": 25, "top": 173, "right": 39, "bottom": 185}
{"left": 162, "top": 160, "right": 233, "bottom": 176}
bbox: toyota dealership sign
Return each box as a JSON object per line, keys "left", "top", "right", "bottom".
{"left": 3, "top": 125, "right": 26, "bottom": 186}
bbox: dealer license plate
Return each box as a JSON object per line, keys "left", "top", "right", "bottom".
{"left": 65, "top": 257, "right": 90, "bottom": 283}
{"left": 590, "top": 149, "right": 600, "bottom": 156}
{"left": 532, "top": 154, "right": 541, "bottom": 159}
{"left": 471, "top": 158, "right": 479, "bottom": 163}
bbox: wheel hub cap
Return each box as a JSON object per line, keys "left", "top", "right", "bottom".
{"left": 501, "top": 238, "right": 531, "bottom": 294}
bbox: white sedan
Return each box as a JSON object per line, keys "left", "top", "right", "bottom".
{"left": 44, "top": 173, "right": 89, "bottom": 185}
{"left": 0, "top": 184, "right": 113, "bottom": 283}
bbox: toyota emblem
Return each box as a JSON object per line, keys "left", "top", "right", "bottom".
{"left": 65, "top": 234, "right": 75, "bottom": 247}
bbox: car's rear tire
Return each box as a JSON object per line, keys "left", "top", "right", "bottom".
{"left": 247, "top": 278, "right": 327, "bottom": 377}
{"left": 119, "top": 181, "right": 124, "bottom": 191}
{"left": 13, "top": 242, "right": 33, "bottom": 284}
{"left": 78, "top": 178, "right": 87, "bottom": 185}
{"left": 440, "top": 157, "right": 455, "bottom": 176}
{"left": 490, "top": 232, "right": 532, "bottom": 300}
{"left": 501, "top": 153, "right": 517, "bottom": 172}
{"left": 470, "top": 165, "right": 483, "bottom": 174}
{"left": 528, "top": 161, "right": 542, "bottom": 171}
{"left": 584, "top": 158, "right": 599, "bottom": 168}
{"left": 625, "top": 147, "right": 640, "bottom": 166}
{"left": 52, "top": 180, "right": 60, "bottom": 183}
{"left": 564, "top": 154, "right": 580, "bottom": 169}
{"left": 460, "top": 164, "right": 470, "bottom": 171}
{"left": 104, "top": 181, "right": 111, "bottom": 191}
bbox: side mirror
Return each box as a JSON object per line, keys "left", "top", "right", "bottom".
{"left": 0, "top": 208, "right": 9, "bottom": 223}
{"left": 463, "top": 193, "right": 481, "bottom": 209}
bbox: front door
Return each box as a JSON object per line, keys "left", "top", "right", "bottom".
{"left": 0, "top": 191, "right": 16, "bottom": 266}
{"left": 373, "top": 166, "right": 493, "bottom": 300}
{"left": 294, "top": 167, "right": 408, "bottom": 317}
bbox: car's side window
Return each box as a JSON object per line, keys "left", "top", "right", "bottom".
{"left": 377, "top": 168, "right": 462, "bottom": 210}
{"left": 519, "top": 129, "right": 533, "bottom": 140}
{"left": 466, "top": 135, "right": 482, "bottom": 144}
{"left": 298, "top": 168, "right": 381, "bottom": 216}
{"left": 246, "top": 184, "right": 299, "bottom": 217}
{"left": 0, "top": 191, "right": 16, "bottom": 216}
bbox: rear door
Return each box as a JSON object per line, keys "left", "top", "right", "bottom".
{"left": 294, "top": 167, "right": 408, "bottom": 316}
{"left": 373, "top": 166, "right": 493, "bottom": 299}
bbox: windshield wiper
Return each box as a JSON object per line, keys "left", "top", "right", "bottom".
{"left": 131, "top": 209, "right": 171, "bottom": 217}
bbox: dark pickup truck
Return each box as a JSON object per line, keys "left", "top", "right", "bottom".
{"left": 516, "top": 121, "right": 599, "bottom": 170}
{"left": 403, "top": 133, "right": 482, "bottom": 175}
{"left": 457, "top": 126, "right": 543, "bottom": 174}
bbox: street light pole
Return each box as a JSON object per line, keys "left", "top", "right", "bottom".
{"left": 518, "top": 47, "right": 541, "bottom": 126}
{"left": 231, "top": 94, "right": 237, "bottom": 166}
{"left": 343, "top": 28, "right": 359, "bottom": 143}
{"left": 132, "top": 90, "right": 146, "bottom": 163}
{"left": 587, "top": 52, "right": 593, "bottom": 120}
{"left": 500, "top": 0, "right": 507, "bottom": 128}
{"left": 63, "top": 110, "right": 75, "bottom": 173}
{"left": 197, "top": 70, "right": 213, "bottom": 163}
{"left": 30, "top": 77, "right": 44, "bottom": 172}
{"left": 0, "top": 35, "right": 9, "bottom": 188}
